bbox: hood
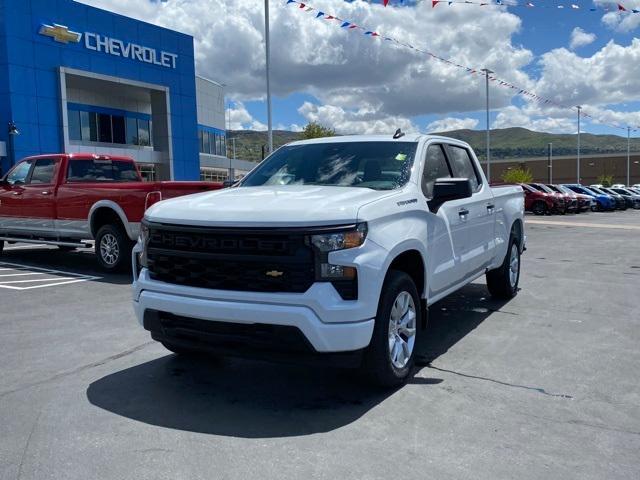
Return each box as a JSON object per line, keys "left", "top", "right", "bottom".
{"left": 145, "top": 185, "right": 400, "bottom": 227}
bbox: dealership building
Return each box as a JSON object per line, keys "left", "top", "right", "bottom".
{"left": 0, "top": 0, "right": 253, "bottom": 180}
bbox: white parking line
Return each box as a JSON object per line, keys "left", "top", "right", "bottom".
{"left": 0, "top": 272, "right": 44, "bottom": 277}
{"left": 0, "top": 277, "right": 73, "bottom": 284}
{"left": 0, "top": 261, "right": 101, "bottom": 291}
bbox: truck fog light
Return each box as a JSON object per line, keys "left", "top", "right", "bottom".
{"left": 320, "top": 264, "right": 356, "bottom": 279}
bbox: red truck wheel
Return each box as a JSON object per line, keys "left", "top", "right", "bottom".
{"left": 95, "top": 224, "right": 133, "bottom": 272}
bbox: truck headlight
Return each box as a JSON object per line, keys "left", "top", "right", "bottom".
{"left": 311, "top": 223, "right": 367, "bottom": 252}
{"left": 138, "top": 222, "right": 150, "bottom": 268}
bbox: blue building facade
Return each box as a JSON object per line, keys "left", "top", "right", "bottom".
{"left": 0, "top": 0, "right": 222, "bottom": 180}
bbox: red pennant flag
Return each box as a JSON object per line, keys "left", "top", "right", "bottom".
{"left": 384, "top": 0, "right": 390, "bottom": 5}
{"left": 432, "top": 0, "right": 440, "bottom": 6}
{"left": 618, "top": 3, "right": 627, "bottom": 10}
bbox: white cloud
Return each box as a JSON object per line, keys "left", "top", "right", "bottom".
{"left": 492, "top": 106, "right": 576, "bottom": 133}
{"left": 569, "top": 27, "right": 596, "bottom": 50}
{"left": 228, "top": 102, "right": 266, "bottom": 131}
{"left": 426, "top": 117, "right": 479, "bottom": 132}
{"left": 298, "top": 102, "right": 417, "bottom": 135}
{"left": 600, "top": 0, "right": 640, "bottom": 32}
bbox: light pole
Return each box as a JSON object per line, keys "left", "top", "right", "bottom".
{"left": 627, "top": 126, "right": 631, "bottom": 186}
{"left": 264, "top": 0, "right": 273, "bottom": 154}
{"left": 547, "top": 142, "right": 553, "bottom": 184}
{"left": 576, "top": 106, "right": 582, "bottom": 183}
{"left": 481, "top": 68, "right": 493, "bottom": 182}
{"left": 7, "top": 121, "right": 19, "bottom": 168}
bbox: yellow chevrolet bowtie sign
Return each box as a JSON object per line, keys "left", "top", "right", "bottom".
{"left": 39, "top": 24, "right": 82, "bottom": 44}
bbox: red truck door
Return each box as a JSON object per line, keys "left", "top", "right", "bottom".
{"left": 0, "top": 157, "right": 59, "bottom": 235}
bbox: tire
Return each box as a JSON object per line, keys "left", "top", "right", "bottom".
{"left": 362, "top": 271, "right": 421, "bottom": 388}
{"left": 486, "top": 236, "right": 521, "bottom": 300}
{"left": 95, "top": 224, "right": 133, "bottom": 272}
{"left": 532, "top": 201, "right": 546, "bottom": 215}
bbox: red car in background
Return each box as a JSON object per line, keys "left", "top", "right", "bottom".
{"left": 527, "top": 183, "right": 570, "bottom": 214}
{"left": 0, "top": 154, "right": 223, "bottom": 271}
{"left": 547, "top": 184, "right": 591, "bottom": 213}
{"left": 521, "top": 183, "right": 561, "bottom": 215}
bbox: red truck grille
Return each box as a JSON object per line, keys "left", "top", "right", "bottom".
{"left": 145, "top": 224, "right": 315, "bottom": 294}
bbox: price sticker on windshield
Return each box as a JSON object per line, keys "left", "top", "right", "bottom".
{"left": 395, "top": 153, "right": 407, "bottom": 161}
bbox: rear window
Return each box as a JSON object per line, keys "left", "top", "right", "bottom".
{"left": 66, "top": 159, "right": 140, "bottom": 183}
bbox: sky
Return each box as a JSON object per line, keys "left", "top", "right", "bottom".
{"left": 80, "top": 0, "right": 640, "bottom": 137}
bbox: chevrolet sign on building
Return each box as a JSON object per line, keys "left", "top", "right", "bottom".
{"left": 39, "top": 23, "right": 178, "bottom": 69}
{"left": 0, "top": 0, "right": 229, "bottom": 182}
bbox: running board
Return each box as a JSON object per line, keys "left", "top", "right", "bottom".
{"left": 0, "top": 236, "right": 91, "bottom": 248}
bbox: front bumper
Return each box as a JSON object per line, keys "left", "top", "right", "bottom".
{"left": 133, "top": 285, "right": 375, "bottom": 353}
{"left": 131, "top": 238, "right": 387, "bottom": 354}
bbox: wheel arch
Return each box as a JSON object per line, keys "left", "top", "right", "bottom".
{"left": 88, "top": 201, "right": 133, "bottom": 240}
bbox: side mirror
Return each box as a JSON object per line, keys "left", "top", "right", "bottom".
{"left": 429, "top": 178, "right": 473, "bottom": 213}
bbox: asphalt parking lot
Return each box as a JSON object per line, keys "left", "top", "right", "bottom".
{"left": 1, "top": 211, "right": 639, "bottom": 480}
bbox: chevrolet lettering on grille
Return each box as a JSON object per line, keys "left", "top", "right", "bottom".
{"left": 149, "top": 232, "right": 289, "bottom": 253}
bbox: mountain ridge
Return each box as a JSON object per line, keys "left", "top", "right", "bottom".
{"left": 226, "top": 127, "right": 640, "bottom": 163}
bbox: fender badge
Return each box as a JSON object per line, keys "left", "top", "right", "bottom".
{"left": 266, "top": 270, "right": 284, "bottom": 278}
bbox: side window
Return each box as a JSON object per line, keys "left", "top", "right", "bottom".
{"left": 446, "top": 145, "right": 482, "bottom": 192}
{"left": 421, "top": 144, "right": 452, "bottom": 198}
{"left": 67, "top": 159, "right": 114, "bottom": 182}
{"left": 5, "top": 161, "right": 33, "bottom": 185}
{"left": 28, "top": 158, "right": 57, "bottom": 184}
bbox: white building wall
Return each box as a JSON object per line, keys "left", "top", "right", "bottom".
{"left": 196, "top": 76, "right": 225, "bottom": 130}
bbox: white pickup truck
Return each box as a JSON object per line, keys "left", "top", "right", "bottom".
{"left": 132, "top": 133, "right": 525, "bottom": 386}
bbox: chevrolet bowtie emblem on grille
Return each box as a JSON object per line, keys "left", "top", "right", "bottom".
{"left": 265, "top": 270, "right": 284, "bottom": 278}
{"left": 39, "top": 24, "right": 82, "bottom": 44}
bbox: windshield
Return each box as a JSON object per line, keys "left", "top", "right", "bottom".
{"left": 584, "top": 187, "right": 602, "bottom": 196}
{"left": 240, "top": 141, "right": 417, "bottom": 191}
{"left": 536, "top": 184, "right": 554, "bottom": 193}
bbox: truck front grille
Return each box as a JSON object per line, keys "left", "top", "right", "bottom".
{"left": 146, "top": 224, "right": 315, "bottom": 293}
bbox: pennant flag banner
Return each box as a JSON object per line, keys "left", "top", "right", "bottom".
{"left": 285, "top": 0, "right": 638, "bottom": 132}
{"left": 373, "top": 0, "right": 637, "bottom": 12}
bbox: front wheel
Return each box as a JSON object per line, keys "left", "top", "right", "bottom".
{"left": 95, "top": 224, "right": 133, "bottom": 272}
{"left": 486, "top": 237, "right": 521, "bottom": 299}
{"left": 532, "top": 201, "right": 546, "bottom": 215}
{"left": 362, "top": 271, "right": 421, "bottom": 388}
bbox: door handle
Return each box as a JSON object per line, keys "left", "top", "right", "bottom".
{"left": 487, "top": 203, "right": 495, "bottom": 212}
{"left": 12, "top": 191, "right": 22, "bottom": 196}
{"left": 458, "top": 208, "right": 470, "bottom": 217}
{"left": 41, "top": 191, "right": 52, "bottom": 195}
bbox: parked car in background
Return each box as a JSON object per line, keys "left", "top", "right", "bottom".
{"left": 632, "top": 184, "right": 640, "bottom": 189}
{"left": 563, "top": 184, "right": 616, "bottom": 211}
{"left": 600, "top": 187, "right": 633, "bottom": 209}
{"left": 0, "top": 154, "right": 223, "bottom": 270}
{"left": 541, "top": 183, "right": 577, "bottom": 213}
{"left": 550, "top": 184, "right": 591, "bottom": 213}
{"left": 591, "top": 186, "right": 626, "bottom": 210}
{"left": 610, "top": 187, "right": 640, "bottom": 209}
{"left": 611, "top": 184, "right": 626, "bottom": 189}
{"left": 521, "top": 183, "right": 556, "bottom": 215}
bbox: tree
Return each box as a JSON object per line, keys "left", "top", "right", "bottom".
{"left": 501, "top": 166, "right": 533, "bottom": 184}
{"left": 302, "top": 121, "right": 335, "bottom": 140}
{"left": 597, "top": 174, "right": 614, "bottom": 187}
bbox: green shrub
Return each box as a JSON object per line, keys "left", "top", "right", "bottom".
{"left": 501, "top": 167, "right": 533, "bottom": 184}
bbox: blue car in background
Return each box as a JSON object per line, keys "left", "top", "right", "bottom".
{"left": 562, "top": 184, "right": 616, "bottom": 211}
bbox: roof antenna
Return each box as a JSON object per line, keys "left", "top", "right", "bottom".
{"left": 393, "top": 128, "right": 405, "bottom": 139}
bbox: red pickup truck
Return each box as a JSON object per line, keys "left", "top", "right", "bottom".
{"left": 0, "top": 154, "right": 222, "bottom": 271}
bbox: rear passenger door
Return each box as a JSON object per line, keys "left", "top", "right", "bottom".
{"left": 15, "top": 157, "right": 59, "bottom": 234}
{"left": 444, "top": 144, "right": 496, "bottom": 276}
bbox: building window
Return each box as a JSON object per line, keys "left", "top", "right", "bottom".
{"left": 198, "top": 127, "right": 226, "bottom": 156}
{"left": 98, "top": 113, "right": 112, "bottom": 143}
{"left": 138, "top": 119, "right": 151, "bottom": 146}
{"left": 200, "top": 167, "right": 229, "bottom": 182}
{"left": 68, "top": 110, "right": 81, "bottom": 141}
{"left": 138, "top": 163, "right": 157, "bottom": 182}
{"left": 68, "top": 105, "right": 152, "bottom": 147}
{"left": 126, "top": 117, "right": 138, "bottom": 145}
{"left": 112, "top": 115, "right": 126, "bottom": 144}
